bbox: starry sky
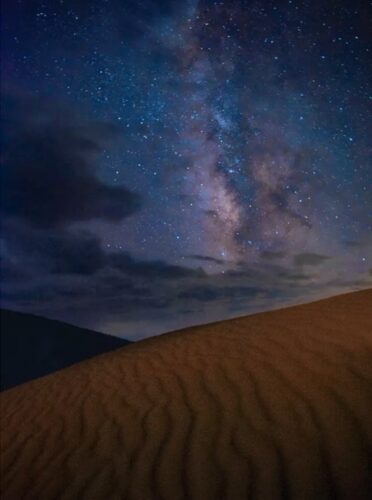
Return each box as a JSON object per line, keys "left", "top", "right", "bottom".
{"left": 1, "top": 0, "right": 371, "bottom": 340}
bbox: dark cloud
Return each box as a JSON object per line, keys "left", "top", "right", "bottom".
{"left": 344, "top": 240, "right": 363, "bottom": 248}
{"left": 0, "top": 98, "right": 201, "bottom": 318}
{"left": 45, "top": 233, "right": 105, "bottom": 275}
{"left": 1, "top": 220, "right": 202, "bottom": 283}
{"left": 260, "top": 250, "right": 286, "bottom": 260}
{"left": 178, "top": 286, "right": 220, "bottom": 302}
{"left": 0, "top": 260, "right": 30, "bottom": 284}
{"left": 1, "top": 95, "right": 141, "bottom": 229}
{"left": 2, "top": 224, "right": 106, "bottom": 277}
{"left": 1, "top": 224, "right": 307, "bottom": 326}
{"left": 2, "top": 227, "right": 366, "bottom": 338}
{"left": 229, "top": 261, "right": 313, "bottom": 284}
{"left": 344, "top": 239, "right": 372, "bottom": 249}
{"left": 336, "top": 280, "right": 372, "bottom": 288}
{"left": 109, "top": 253, "right": 205, "bottom": 280}
{"left": 178, "top": 285, "right": 263, "bottom": 303}
{"left": 294, "top": 253, "right": 331, "bottom": 266}
{"left": 186, "top": 255, "right": 226, "bottom": 265}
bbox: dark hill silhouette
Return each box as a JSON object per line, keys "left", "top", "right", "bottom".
{"left": 1, "top": 309, "right": 129, "bottom": 390}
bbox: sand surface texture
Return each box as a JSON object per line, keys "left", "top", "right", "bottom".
{"left": 1, "top": 290, "right": 372, "bottom": 499}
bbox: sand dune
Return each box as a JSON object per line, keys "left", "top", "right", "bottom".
{"left": 1, "top": 290, "right": 372, "bottom": 499}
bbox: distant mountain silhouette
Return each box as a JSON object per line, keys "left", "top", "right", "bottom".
{"left": 1, "top": 309, "right": 130, "bottom": 390}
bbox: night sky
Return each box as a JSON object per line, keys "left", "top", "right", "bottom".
{"left": 1, "top": 0, "right": 371, "bottom": 340}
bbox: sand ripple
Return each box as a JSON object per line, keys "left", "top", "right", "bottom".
{"left": 1, "top": 290, "right": 372, "bottom": 499}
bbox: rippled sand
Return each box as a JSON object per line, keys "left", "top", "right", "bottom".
{"left": 1, "top": 289, "right": 372, "bottom": 499}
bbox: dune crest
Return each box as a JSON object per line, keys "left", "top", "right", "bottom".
{"left": 1, "top": 290, "right": 372, "bottom": 499}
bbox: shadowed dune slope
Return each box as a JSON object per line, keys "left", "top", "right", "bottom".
{"left": 0, "top": 309, "right": 130, "bottom": 390}
{"left": 1, "top": 289, "right": 372, "bottom": 499}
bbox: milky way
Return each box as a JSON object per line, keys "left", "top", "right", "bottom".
{"left": 1, "top": 0, "right": 371, "bottom": 338}
{"left": 175, "top": 4, "right": 244, "bottom": 260}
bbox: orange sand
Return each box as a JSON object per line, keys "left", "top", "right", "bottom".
{"left": 1, "top": 289, "right": 372, "bottom": 499}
